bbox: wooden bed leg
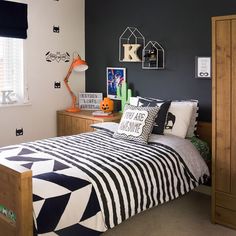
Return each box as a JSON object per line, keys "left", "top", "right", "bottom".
{"left": 0, "top": 163, "right": 33, "bottom": 236}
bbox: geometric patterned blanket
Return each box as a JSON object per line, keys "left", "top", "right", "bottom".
{"left": 0, "top": 129, "right": 209, "bottom": 236}
{"left": 0, "top": 145, "right": 105, "bottom": 236}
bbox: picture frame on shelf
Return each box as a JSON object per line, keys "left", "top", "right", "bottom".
{"left": 107, "top": 67, "right": 126, "bottom": 99}
{"left": 195, "top": 57, "right": 211, "bottom": 79}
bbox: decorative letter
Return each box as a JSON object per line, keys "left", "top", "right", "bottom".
{"left": 1, "top": 90, "right": 16, "bottom": 104}
{"left": 122, "top": 44, "right": 141, "bottom": 62}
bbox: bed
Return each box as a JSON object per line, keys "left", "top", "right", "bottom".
{"left": 0, "top": 120, "right": 210, "bottom": 236}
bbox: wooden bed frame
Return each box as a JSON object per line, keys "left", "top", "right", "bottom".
{"left": 196, "top": 121, "right": 212, "bottom": 149}
{"left": 0, "top": 121, "right": 212, "bottom": 236}
{"left": 0, "top": 163, "right": 33, "bottom": 236}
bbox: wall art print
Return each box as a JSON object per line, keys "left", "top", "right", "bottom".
{"left": 107, "top": 67, "right": 126, "bottom": 99}
{"left": 45, "top": 51, "right": 70, "bottom": 63}
{"left": 53, "top": 25, "right": 60, "bottom": 33}
{"left": 195, "top": 57, "right": 211, "bottom": 78}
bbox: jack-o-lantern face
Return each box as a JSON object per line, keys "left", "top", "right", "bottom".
{"left": 100, "top": 97, "right": 114, "bottom": 113}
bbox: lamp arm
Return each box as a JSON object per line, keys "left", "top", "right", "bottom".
{"left": 64, "top": 61, "right": 77, "bottom": 109}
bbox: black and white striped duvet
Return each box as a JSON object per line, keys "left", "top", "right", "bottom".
{"left": 0, "top": 128, "right": 209, "bottom": 235}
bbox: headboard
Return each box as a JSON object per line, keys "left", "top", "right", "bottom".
{"left": 196, "top": 121, "right": 212, "bottom": 149}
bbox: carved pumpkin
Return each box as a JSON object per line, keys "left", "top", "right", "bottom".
{"left": 100, "top": 97, "right": 114, "bottom": 113}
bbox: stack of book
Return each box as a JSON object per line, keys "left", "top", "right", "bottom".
{"left": 92, "top": 111, "right": 114, "bottom": 117}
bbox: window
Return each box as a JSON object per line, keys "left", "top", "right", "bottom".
{"left": 0, "top": 36, "right": 26, "bottom": 105}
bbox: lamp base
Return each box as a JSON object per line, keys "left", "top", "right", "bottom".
{"left": 66, "top": 107, "right": 81, "bottom": 113}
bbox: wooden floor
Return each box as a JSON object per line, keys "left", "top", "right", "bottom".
{"left": 103, "top": 190, "right": 236, "bottom": 236}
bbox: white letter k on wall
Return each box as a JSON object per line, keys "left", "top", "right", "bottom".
{"left": 1, "top": 90, "right": 16, "bottom": 104}
{"left": 122, "top": 44, "right": 141, "bottom": 62}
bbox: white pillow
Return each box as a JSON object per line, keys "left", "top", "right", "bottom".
{"left": 130, "top": 96, "right": 162, "bottom": 106}
{"left": 164, "top": 102, "right": 194, "bottom": 138}
{"left": 91, "top": 122, "right": 119, "bottom": 133}
{"left": 129, "top": 97, "right": 139, "bottom": 106}
{"left": 130, "top": 96, "right": 198, "bottom": 138}
{"left": 185, "top": 100, "right": 199, "bottom": 138}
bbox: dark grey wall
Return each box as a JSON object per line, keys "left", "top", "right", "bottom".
{"left": 85, "top": 0, "right": 236, "bottom": 121}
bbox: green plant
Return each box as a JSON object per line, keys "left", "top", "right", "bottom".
{"left": 117, "top": 82, "right": 132, "bottom": 112}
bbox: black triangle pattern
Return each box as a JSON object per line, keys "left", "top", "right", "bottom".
{"left": 36, "top": 193, "right": 71, "bottom": 234}
{"left": 33, "top": 194, "right": 44, "bottom": 202}
{"left": 53, "top": 160, "right": 70, "bottom": 171}
{"left": 33, "top": 172, "right": 91, "bottom": 192}
{"left": 55, "top": 222, "right": 101, "bottom": 236}
{"left": 80, "top": 187, "right": 101, "bottom": 221}
{"left": 18, "top": 148, "right": 36, "bottom": 155}
{"left": 6, "top": 156, "right": 51, "bottom": 162}
{"left": 22, "top": 162, "right": 33, "bottom": 169}
{"left": 6, "top": 151, "right": 69, "bottom": 172}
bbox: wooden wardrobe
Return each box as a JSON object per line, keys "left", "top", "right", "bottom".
{"left": 212, "top": 14, "right": 236, "bottom": 229}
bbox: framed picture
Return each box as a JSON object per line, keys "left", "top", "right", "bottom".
{"left": 195, "top": 57, "right": 211, "bottom": 78}
{"left": 107, "top": 67, "right": 126, "bottom": 99}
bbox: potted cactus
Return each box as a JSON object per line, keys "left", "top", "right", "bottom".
{"left": 116, "top": 82, "right": 132, "bottom": 112}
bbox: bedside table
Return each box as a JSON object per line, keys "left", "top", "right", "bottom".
{"left": 57, "top": 110, "right": 121, "bottom": 136}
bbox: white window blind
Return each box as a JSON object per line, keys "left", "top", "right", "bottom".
{"left": 0, "top": 36, "right": 25, "bottom": 104}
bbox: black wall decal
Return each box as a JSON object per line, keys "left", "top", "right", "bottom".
{"left": 85, "top": 0, "right": 236, "bottom": 121}
{"left": 45, "top": 51, "right": 70, "bottom": 63}
{"left": 54, "top": 81, "right": 61, "bottom": 88}
{"left": 53, "top": 25, "right": 60, "bottom": 33}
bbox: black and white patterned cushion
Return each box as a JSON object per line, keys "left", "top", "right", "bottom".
{"left": 137, "top": 98, "right": 171, "bottom": 135}
{"left": 113, "top": 104, "right": 159, "bottom": 144}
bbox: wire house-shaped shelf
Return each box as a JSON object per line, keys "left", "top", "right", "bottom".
{"left": 142, "top": 41, "right": 165, "bottom": 69}
{"left": 119, "top": 27, "right": 145, "bottom": 62}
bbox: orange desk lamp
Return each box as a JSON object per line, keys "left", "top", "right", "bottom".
{"left": 64, "top": 53, "right": 88, "bottom": 112}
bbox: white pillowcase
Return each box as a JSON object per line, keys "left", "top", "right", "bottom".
{"left": 90, "top": 122, "right": 119, "bottom": 133}
{"left": 164, "top": 101, "right": 194, "bottom": 138}
{"left": 130, "top": 97, "right": 199, "bottom": 138}
{"left": 185, "top": 100, "right": 199, "bottom": 138}
{"left": 129, "top": 96, "right": 139, "bottom": 106}
{"left": 130, "top": 96, "right": 164, "bottom": 106}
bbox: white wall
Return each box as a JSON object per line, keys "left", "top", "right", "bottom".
{"left": 0, "top": 0, "right": 85, "bottom": 147}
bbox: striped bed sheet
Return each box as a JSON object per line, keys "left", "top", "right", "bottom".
{"left": 0, "top": 127, "right": 209, "bottom": 236}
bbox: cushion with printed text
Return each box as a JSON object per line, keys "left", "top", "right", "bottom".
{"left": 113, "top": 104, "right": 159, "bottom": 144}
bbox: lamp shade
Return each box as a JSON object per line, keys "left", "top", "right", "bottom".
{"left": 72, "top": 58, "right": 88, "bottom": 72}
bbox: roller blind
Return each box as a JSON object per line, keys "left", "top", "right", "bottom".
{"left": 0, "top": 37, "right": 24, "bottom": 104}
{"left": 0, "top": 1, "right": 28, "bottom": 39}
